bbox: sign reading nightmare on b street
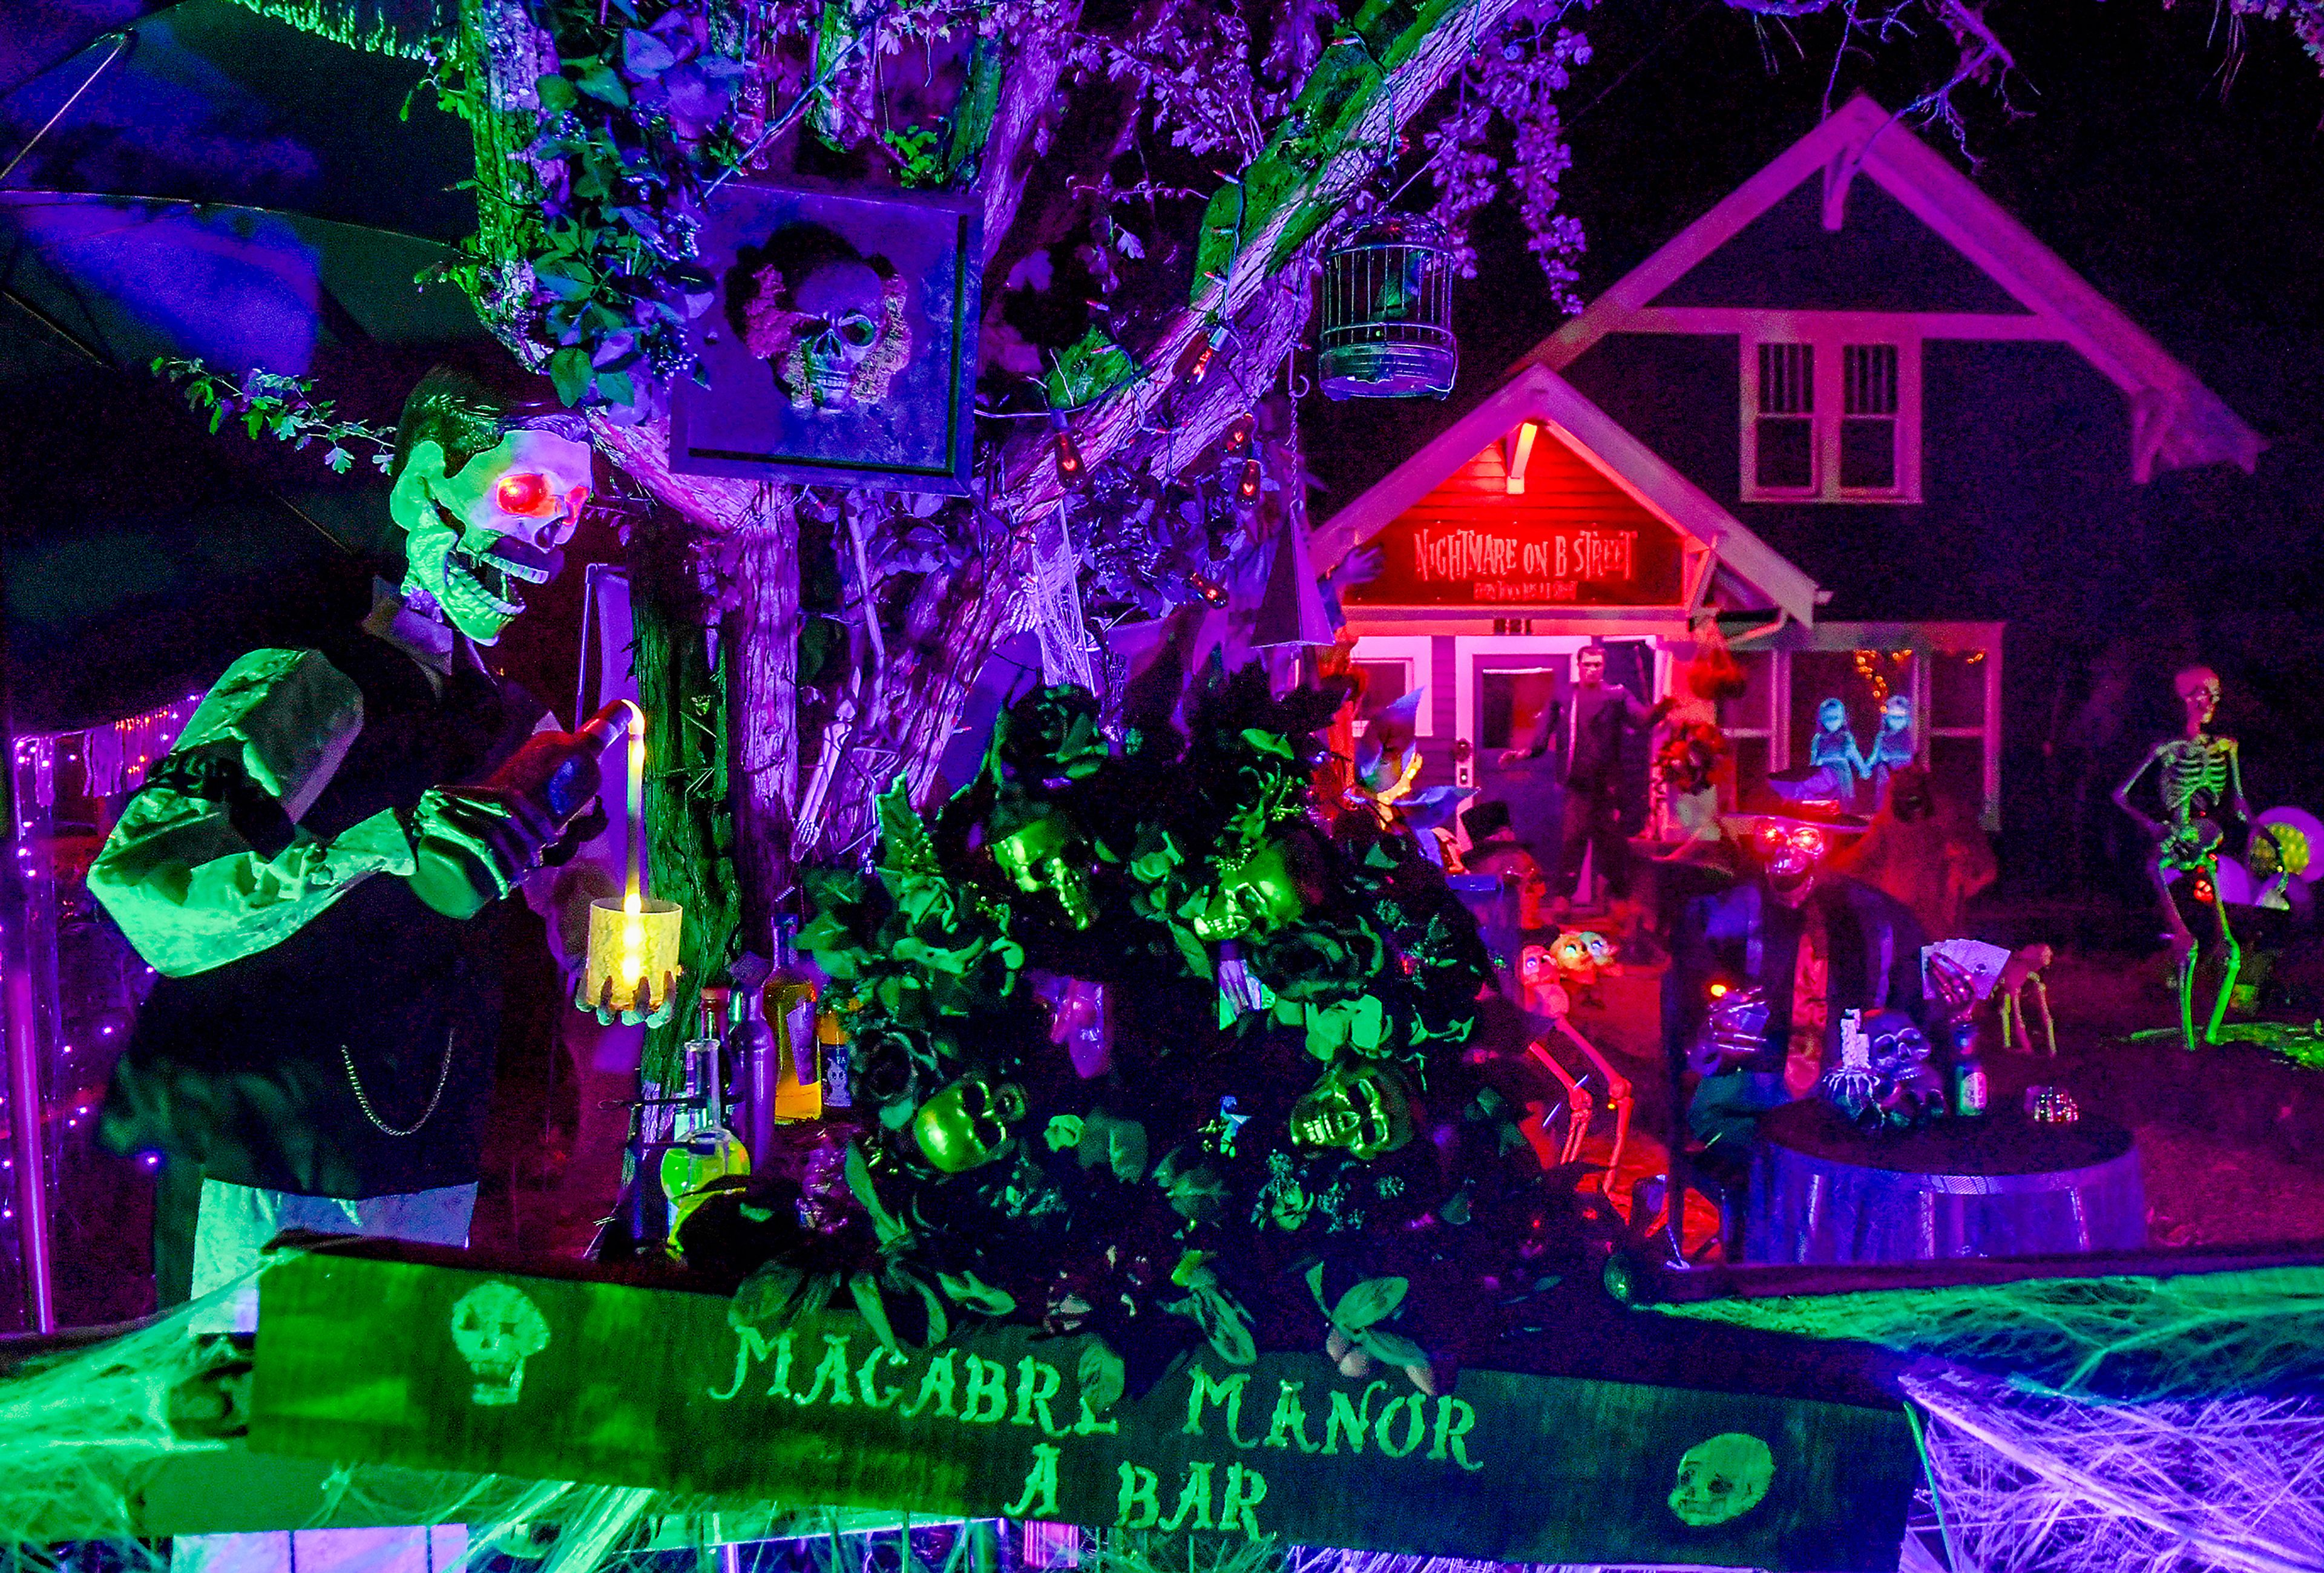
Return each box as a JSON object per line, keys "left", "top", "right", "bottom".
{"left": 251, "top": 1254, "right": 1918, "bottom": 1571}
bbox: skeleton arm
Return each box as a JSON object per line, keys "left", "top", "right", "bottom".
{"left": 88, "top": 649, "right": 413, "bottom": 977}
{"left": 2226, "top": 737, "right": 2251, "bottom": 821}
{"left": 2110, "top": 744, "right": 2169, "bottom": 838}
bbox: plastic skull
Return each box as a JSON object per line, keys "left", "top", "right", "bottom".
{"left": 913, "top": 1075, "right": 1027, "bottom": 1173}
{"left": 2176, "top": 665, "right": 2222, "bottom": 730}
{"left": 1668, "top": 1433, "right": 1775, "bottom": 1526}
{"left": 1547, "top": 930, "right": 1601, "bottom": 985}
{"left": 449, "top": 1281, "right": 551, "bottom": 1407}
{"left": 746, "top": 257, "right": 911, "bottom": 414}
{"left": 1289, "top": 1060, "right": 1414, "bottom": 1160}
{"left": 1195, "top": 840, "right": 1308, "bottom": 943}
{"left": 391, "top": 427, "right": 592, "bottom": 644}
{"left": 993, "top": 813, "right": 1095, "bottom": 929}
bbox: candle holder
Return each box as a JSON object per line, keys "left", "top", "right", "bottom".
{"left": 576, "top": 699, "right": 684, "bottom": 1014}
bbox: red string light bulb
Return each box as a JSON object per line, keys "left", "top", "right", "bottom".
{"left": 1177, "top": 323, "right": 1229, "bottom": 386}
{"left": 1049, "top": 409, "right": 1085, "bottom": 487}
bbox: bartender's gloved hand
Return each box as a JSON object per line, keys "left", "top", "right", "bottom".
{"left": 407, "top": 786, "right": 565, "bottom": 918}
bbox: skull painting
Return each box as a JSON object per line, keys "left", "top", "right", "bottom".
{"left": 1667, "top": 1432, "right": 1776, "bottom": 1527}
{"left": 742, "top": 235, "right": 911, "bottom": 415}
{"left": 1289, "top": 1060, "right": 1415, "bottom": 1160}
{"left": 993, "top": 813, "right": 1095, "bottom": 929}
{"left": 913, "top": 1075, "right": 1027, "bottom": 1173}
{"left": 388, "top": 372, "right": 592, "bottom": 644}
{"left": 449, "top": 1281, "right": 551, "bottom": 1407}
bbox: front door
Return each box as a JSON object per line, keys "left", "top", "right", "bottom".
{"left": 1454, "top": 635, "right": 1588, "bottom": 861}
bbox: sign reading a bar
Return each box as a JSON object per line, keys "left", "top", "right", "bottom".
{"left": 251, "top": 1253, "right": 1917, "bottom": 1571}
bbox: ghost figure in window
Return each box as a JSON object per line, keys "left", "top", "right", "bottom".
{"left": 743, "top": 244, "right": 911, "bottom": 415}
{"left": 1667, "top": 1432, "right": 1776, "bottom": 1527}
{"left": 449, "top": 1281, "right": 551, "bottom": 1407}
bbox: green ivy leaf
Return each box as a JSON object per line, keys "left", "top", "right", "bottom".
{"left": 1330, "top": 1275, "right": 1408, "bottom": 1333}
{"left": 572, "top": 57, "right": 631, "bottom": 107}
{"left": 1357, "top": 1328, "right": 1430, "bottom": 1369}
{"left": 1077, "top": 1339, "right": 1126, "bottom": 1416}
{"left": 548, "top": 347, "right": 593, "bottom": 407}
{"left": 936, "top": 1270, "right": 1016, "bottom": 1316}
{"left": 535, "top": 73, "right": 579, "bottom": 111}
{"left": 850, "top": 1270, "right": 899, "bottom": 1355}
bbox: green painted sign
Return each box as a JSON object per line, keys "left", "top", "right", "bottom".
{"left": 250, "top": 1253, "right": 1918, "bottom": 1570}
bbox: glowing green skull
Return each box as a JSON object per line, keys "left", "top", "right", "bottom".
{"left": 1194, "top": 841, "right": 1307, "bottom": 943}
{"left": 912, "top": 1075, "right": 1028, "bottom": 1173}
{"left": 1667, "top": 1433, "right": 1775, "bottom": 1526}
{"left": 992, "top": 813, "right": 1095, "bottom": 929}
{"left": 390, "top": 429, "right": 593, "bottom": 643}
{"left": 1289, "top": 1060, "right": 1414, "bottom": 1160}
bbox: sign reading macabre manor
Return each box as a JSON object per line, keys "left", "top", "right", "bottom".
{"left": 1345, "top": 433, "right": 1687, "bottom": 609}
{"left": 251, "top": 1253, "right": 1917, "bottom": 1571}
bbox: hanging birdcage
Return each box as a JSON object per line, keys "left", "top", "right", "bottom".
{"left": 1318, "top": 213, "right": 1457, "bottom": 399}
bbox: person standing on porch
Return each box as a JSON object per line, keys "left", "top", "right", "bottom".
{"left": 1497, "top": 642, "right": 1672, "bottom": 918}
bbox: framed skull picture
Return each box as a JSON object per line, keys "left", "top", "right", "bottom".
{"left": 671, "top": 180, "right": 982, "bottom": 494}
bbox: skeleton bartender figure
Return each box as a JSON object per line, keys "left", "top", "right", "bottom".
{"left": 92, "top": 370, "right": 620, "bottom": 1322}
{"left": 2113, "top": 665, "right": 2250, "bottom": 1048}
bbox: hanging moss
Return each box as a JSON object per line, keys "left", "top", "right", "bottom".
{"left": 220, "top": 0, "right": 458, "bottom": 59}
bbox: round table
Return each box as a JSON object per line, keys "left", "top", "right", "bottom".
{"left": 1741, "top": 1097, "right": 2146, "bottom": 1264}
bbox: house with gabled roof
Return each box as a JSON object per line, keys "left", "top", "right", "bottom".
{"left": 1314, "top": 94, "right": 2260, "bottom": 842}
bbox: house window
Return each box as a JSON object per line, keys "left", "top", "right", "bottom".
{"left": 1754, "top": 343, "right": 1816, "bottom": 490}
{"left": 1742, "top": 332, "right": 1920, "bottom": 503}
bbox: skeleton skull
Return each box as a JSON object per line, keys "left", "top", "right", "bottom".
{"left": 1195, "top": 840, "right": 1308, "bottom": 943}
{"left": 2176, "top": 666, "right": 2222, "bottom": 731}
{"left": 449, "top": 1281, "right": 551, "bottom": 1407}
{"left": 993, "top": 813, "right": 1096, "bottom": 929}
{"left": 391, "top": 429, "right": 592, "bottom": 644}
{"left": 1289, "top": 1060, "right": 1414, "bottom": 1160}
{"left": 1668, "top": 1432, "right": 1775, "bottom": 1526}
{"left": 745, "top": 256, "right": 911, "bottom": 415}
{"left": 913, "top": 1075, "right": 1027, "bottom": 1173}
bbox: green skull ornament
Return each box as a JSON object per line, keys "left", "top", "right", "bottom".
{"left": 1289, "top": 1060, "right": 1415, "bottom": 1160}
{"left": 1194, "top": 840, "right": 1307, "bottom": 943}
{"left": 912, "top": 1075, "right": 1029, "bottom": 1173}
{"left": 992, "top": 813, "right": 1096, "bottom": 929}
{"left": 1667, "top": 1433, "right": 1776, "bottom": 1527}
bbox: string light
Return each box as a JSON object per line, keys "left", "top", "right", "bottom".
{"left": 1236, "top": 458, "right": 1263, "bottom": 501}
{"left": 1049, "top": 410, "right": 1085, "bottom": 487}
{"left": 1177, "top": 323, "right": 1229, "bottom": 386}
{"left": 1223, "top": 413, "right": 1255, "bottom": 455}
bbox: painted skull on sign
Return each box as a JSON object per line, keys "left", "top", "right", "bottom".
{"left": 743, "top": 229, "right": 911, "bottom": 414}
{"left": 449, "top": 1281, "right": 551, "bottom": 1407}
{"left": 387, "top": 370, "right": 592, "bottom": 643}
{"left": 1668, "top": 1432, "right": 1776, "bottom": 1526}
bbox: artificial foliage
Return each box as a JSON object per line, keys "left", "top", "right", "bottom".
{"left": 148, "top": 358, "right": 400, "bottom": 475}
{"left": 677, "top": 669, "right": 1605, "bottom": 1385}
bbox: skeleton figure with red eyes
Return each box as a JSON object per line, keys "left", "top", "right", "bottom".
{"left": 91, "top": 367, "right": 613, "bottom": 1322}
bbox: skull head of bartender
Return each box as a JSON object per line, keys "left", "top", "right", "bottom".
{"left": 1751, "top": 815, "right": 1832, "bottom": 907}
{"left": 388, "top": 369, "right": 594, "bottom": 643}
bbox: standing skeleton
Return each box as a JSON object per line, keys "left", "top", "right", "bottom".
{"left": 2113, "top": 666, "right": 2249, "bottom": 1048}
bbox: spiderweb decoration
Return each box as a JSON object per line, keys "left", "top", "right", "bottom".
{"left": 1649, "top": 1266, "right": 2324, "bottom": 1401}
{"left": 1016, "top": 504, "right": 1101, "bottom": 694}
{"left": 1906, "top": 1365, "right": 2324, "bottom": 1573}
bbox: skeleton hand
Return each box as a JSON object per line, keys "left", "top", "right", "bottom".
{"left": 1496, "top": 747, "right": 1527, "bottom": 769}
{"left": 576, "top": 969, "right": 679, "bottom": 1028}
{"left": 1325, "top": 1327, "right": 1441, "bottom": 1396}
{"left": 1687, "top": 985, "right": 1767, "bottom": 1076}
{"left": 1924, "top": 953, "right": 1978, "bottom": 1024}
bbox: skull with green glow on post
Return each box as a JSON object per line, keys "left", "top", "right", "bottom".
{"left": 387, "top": 370, "right": 595, "bottom": 643}
{"left": 1290, "top": 1060, "right": 1416, "bottom": 1160}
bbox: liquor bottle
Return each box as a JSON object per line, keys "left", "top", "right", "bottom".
{"left": 1949, "top": 1017, "right": 1988, "bottom": 1118}
{"left": 768, "top": 915, "right": 822, "bottom": 1121}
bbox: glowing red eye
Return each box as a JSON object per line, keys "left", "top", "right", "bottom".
{"left": 495, "top": 472, "right": 552, "bottom": 516}
{"left": 1797, "top": 831, "right": 1825, "bottom": 854}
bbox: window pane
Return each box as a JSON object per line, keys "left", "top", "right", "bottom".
{"left": 1931, "top": 649, "right": 1989, "bottom": 730}
{"left": 1840, "top": 416, "right": 1897, "bottom": 490}
{"left": 1758, "top": 343, "right": 1813, "bottom": 413}
{"left": 1756, "top": 417, "right": 1814, "bottom": 489}
{"left": 1479, "top": 668, "right": 1558, "bottom": 751}
{"left": 1716, "top": 649, "right": 1776, "bottom": 732}
{"left": 1930, "top": 734, "right": 1986, "bottom": 815}
{"left": 1787, "top": 649, "right": 1914, "bottom": 813}
{"left": 1842, "top": 344, "right": 1899, "bottom": 415}
{"left": 1353, "top": 660, "right": 1410, "bottom": 723}
{"left": 1730, "top": 735, "right": 1771, "bottom": 811}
